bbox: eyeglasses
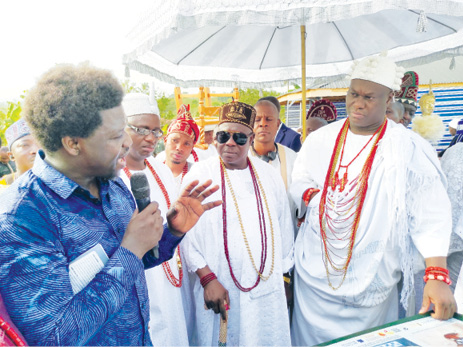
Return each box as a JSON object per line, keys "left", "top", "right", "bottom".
{"left": 127, "top": 124, "right": 163, "bottom": 138}
{"left": 216, "top": 130, "right": 253, "bottom": 146}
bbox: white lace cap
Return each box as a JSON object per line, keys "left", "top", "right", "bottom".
{"left": 122, "top": 92, "right": 160, "bottom": 117}
{"left": 350, "top": 53, "right": 405, "bottom": 91}
{"left": 449, "top": 118, "right": 461, "bottom": 130}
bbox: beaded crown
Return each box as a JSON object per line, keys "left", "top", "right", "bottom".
{"left": 394, "top": 71, "right": 420, "bottom": 108}
{"left": 350, "top": 53, "right": 404, "bottom": 91}
{"left": 306, "top": 99, "right": 337, "bottom": 122}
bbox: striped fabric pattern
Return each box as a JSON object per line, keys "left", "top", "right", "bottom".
{"left": 0, "top": 150, "right": 181, "bottom": 346}
{"left": 415, "top": 86, "right": 463, "bottom": 151}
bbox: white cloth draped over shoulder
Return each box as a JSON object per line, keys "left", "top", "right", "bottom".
{"left": 119, "top": 157, "right": 192, "bottom": 346}
{"left": 289, "top": 119, "right": 452, "bottom": 346}
{"left": 181, "top": 155, "right": 294, "bottom": 346}
{"left": 441, "top": 142, "right": 463, "bottom": 255}
{"left": 441, "top": 143, "right": 463, "bottom": 311}
{"left": 249, "top": 143, "right": 298, "bottom": 234}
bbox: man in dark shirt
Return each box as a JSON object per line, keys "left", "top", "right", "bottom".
{"left": 260, "top": 96, "right": 302, "bottom": 152}
{"left": 0, "top": 146, "right": 15, "bottom": 178}
{"left": 0, "top": 64, "right": 220, "bottom": 346}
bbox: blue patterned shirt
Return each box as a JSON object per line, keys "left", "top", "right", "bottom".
{"left": 0, "top": 151, "right": 182, "bottom": 346}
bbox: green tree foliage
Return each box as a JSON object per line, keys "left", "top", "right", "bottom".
{"left": 0, "top": 100, "right": 23, "bottom": 147}
{"left": 121, "top": 80, "right": 150, "bottom": 95}
{"left": 239, "top": 88, "right": 285, "bottom": 121}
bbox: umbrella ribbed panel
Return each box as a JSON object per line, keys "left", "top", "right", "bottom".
{"left": 124, "top": 0, "right": 463, "bottom": 88}
{"left": 177, "top": 26, "right": 227, "bottom": 65}
{"left": 419, "top": 11, "right": 458, "bottom": 32}
{"left": 331, "top": 22, "right": 355, "bottom": 61}
{"left": 259, "top": 27, "right": 278, "bottom": 69}
{"left": 126, "top": 0, "right": 463, "bottom": 49}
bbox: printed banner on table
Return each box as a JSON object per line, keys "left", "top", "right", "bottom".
{"left": 319, "top": 313, "right": 463, "bottom": 347}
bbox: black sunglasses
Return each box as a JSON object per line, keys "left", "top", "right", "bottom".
{"left": 216, "top": 131, "right": 253, "bottom": 146}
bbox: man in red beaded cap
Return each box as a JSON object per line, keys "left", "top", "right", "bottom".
{"left": 119, "top": 93, "right": 193, "bottom": 346}
{"left": 156, "top": 104, "right": 200, "bottom": 194}
{"left": 290, "top": 54, "right": 455, "bottom": 345}
{"left": 394, "top": 71, "right": 420, "bottom": 127}
{"left": 181, "top": 101, "right": 295, "bottom": 346}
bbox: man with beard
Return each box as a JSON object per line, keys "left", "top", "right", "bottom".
{"left": 0, "top": 64, "right": 221, "bottom": 346}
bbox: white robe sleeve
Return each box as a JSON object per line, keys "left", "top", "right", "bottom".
{"left": 290, "top": 133, "right": 322, "bottom": 218}
{"left": 441, "top": 143, "right": 463, "bottom": 243}
{"left": 405, "top": 135, "right": 452, "bottom": 258}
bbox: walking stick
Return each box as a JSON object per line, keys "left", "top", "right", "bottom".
{"left": 218, "top": 301, "right": 229, "bottom": 346}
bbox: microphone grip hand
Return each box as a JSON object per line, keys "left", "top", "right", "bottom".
{"left": 135, "top": 198, "right": 160, "bottom": 259}
{"left": 122, "top": 202, "right": 163, "bottom": 259}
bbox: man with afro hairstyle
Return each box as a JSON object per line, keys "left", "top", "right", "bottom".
{"left": 0, "top": 64, "right": 221, "bottom": 346}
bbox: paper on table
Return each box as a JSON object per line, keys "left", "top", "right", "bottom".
{"left": 69, "top": 244, "right": 109, "bottom": 295}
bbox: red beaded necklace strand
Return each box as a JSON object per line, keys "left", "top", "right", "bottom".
{"left": 332, "top": 122, "right": 384, "bottom": 192}
{"left": 191, "top": 149, "right": 199, "bottom": 162}
{"left": 123, "top": 160, "right": 183, "bottom": 287}
{"left": 0, "top": 316, "right": 26, "bottom": 346}
{"left": 319, "top": 118, "right": 388, "bottom": 290}
{"left": 220, "top": 157, "right": 275, "bottom": 292}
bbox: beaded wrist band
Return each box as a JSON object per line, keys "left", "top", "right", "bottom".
{"left": 425, "top": 266, "right": 449, "bottom": 275}
{"left": 424, "top": 266, "right": 451, "bottom": 285}
{"left": 302, "top": 188, "right": 320, "bottom": 207}
{"left": 200, "top": 272, "right": 217, "bottom": 288}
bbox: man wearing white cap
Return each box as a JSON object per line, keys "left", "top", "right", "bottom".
{"left": 290, "top": 54, "right": 455, "bottom": 345}
{"left": 439, "top": 118, "right": 463, "bottom": 158}
{"left": 0, "top": 119, "right": 39, "bottom": 186}
{"left": 119, "top": 93, "right": 191, "bottom": 346}
{"left": 448, "top": 118, "right": 461, "bottom": 137}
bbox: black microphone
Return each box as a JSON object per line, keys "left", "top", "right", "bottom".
{"left": 130, "top": 172, "right": 159, "bottom": 259}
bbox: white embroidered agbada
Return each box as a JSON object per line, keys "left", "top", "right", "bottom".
{"left": 181, "top": 155, "right": 294, "bottom": 346}
{"left": 290, "top": 119, "right": 452, "bottom": 346}
{"left": 441, "top": 143, "right": 463, "bottom": 299}
{"left": 119, "top": 156, "right": 192, "bottom": 346}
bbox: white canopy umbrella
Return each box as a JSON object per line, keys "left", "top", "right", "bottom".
{"left": 123, "top": 0, "right": 463, "bottom": 136}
